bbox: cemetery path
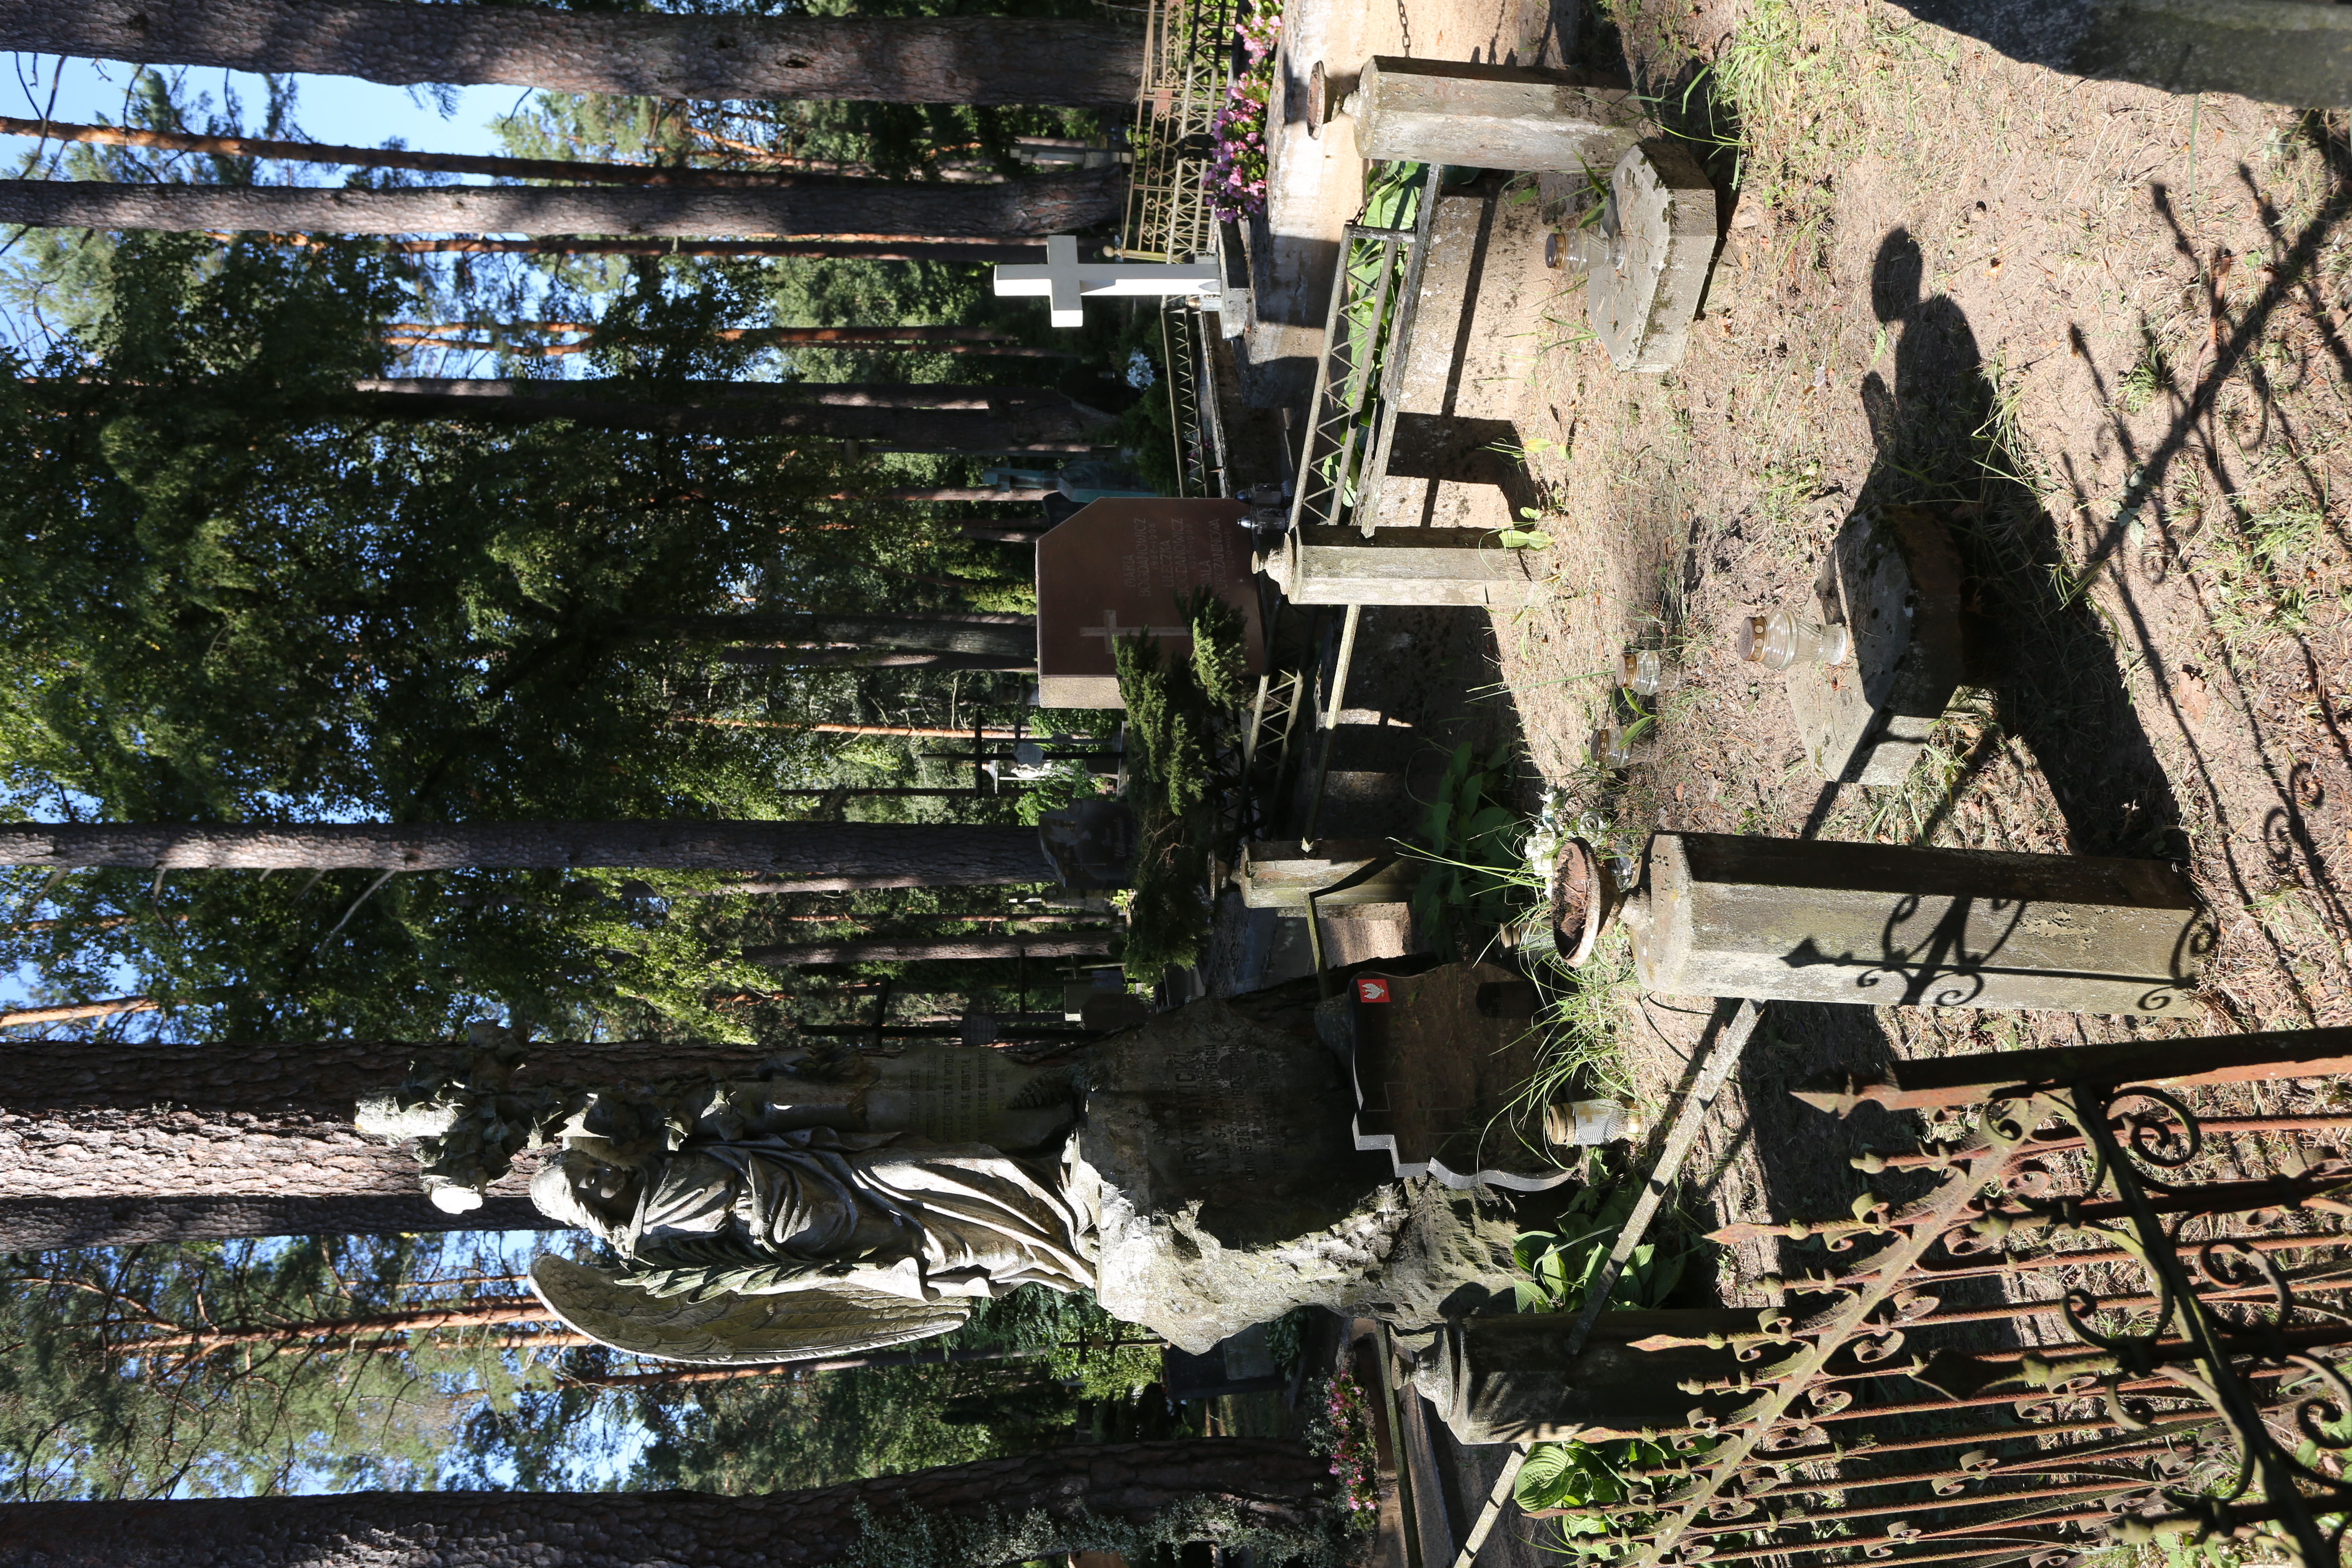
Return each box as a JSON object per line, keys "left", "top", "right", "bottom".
{"left": 1472, "top": 1, "right": 2352, "bottom": 1194}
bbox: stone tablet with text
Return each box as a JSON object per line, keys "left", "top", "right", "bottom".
{"left": 1034, "top": 498, "right": 1264, "bottom": 709}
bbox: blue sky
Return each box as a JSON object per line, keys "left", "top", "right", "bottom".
{"left": 2, "top": 56, "right": 525, "bottom": 167}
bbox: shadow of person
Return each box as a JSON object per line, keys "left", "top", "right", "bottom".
{"left": 1856, "top": 227, "right": 2183, "bottom": 858}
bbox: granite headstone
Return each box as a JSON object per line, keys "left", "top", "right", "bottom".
{"left": 1034, "top": 498, "right": 1263, "bottom": 709}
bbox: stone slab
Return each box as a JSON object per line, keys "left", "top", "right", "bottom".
{"left": 1588, "top": 138, "right": 1719, "bottom": 373}
{"left": 1364, "top": 182, "right": 1554, "bottom": 533}
{"left": 1272, "top": 523, "right": 1548, "bottom": 607}
{"left": 1782, "top": 506, "right": 1967, "bottom": 786}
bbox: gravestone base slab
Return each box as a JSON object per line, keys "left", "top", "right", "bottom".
{"left": 1783, "top": 507, "right": 1966, "bottom": 785}
{"left": 1589, "top": 138, "right": 1719, "bottom": 373}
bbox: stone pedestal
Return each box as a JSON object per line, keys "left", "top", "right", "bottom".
{"left": 1264, "top": 525, "right": 1547, "bottom": 607}
{"left": 1614, "top": 832, "right": 2216, "bottom": 1016}
{"left": 1410, "top": 1311, "right": 1745, "bottom": 1445}
{"left": 1238, "top": 838, "right": 1420, "bottom": 910}
{"left": 1078, "top": 987, "right": 1528, "bottom": 1353}
{"left": 1350, "top": 57, "right": 1646, "bottom": 172}
{"left": 1588, "top": 138, "right": 1719, "bottom": 373}
{"left": 1345, "top": 961, "right": 1572, "bottom": 1190}
{"left": 1782, "top": 508, "right": 1967, "bottom": 785}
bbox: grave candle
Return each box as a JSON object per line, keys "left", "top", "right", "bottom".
{"left": 1618, "top": 648, "right": 1679, "bottom": 696}
{"left": 1737, "top": 607, "right": 1851, "bottom": 670}
{"left": 1587, "top": 725, "right": 1646, "bottom": 771}
{"left": 1545, "top": 832, "right": 2215, "bottom": 1015}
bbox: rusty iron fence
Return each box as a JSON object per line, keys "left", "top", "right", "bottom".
{"left": 1515, "top": 1026, "right": 2352, "bottom": 1568}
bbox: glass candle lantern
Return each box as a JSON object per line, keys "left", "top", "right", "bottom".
{"left": 1588, "top": 725, "right": 1646, "bottom": 770}
{"left": 1618, "top": 648, "right": 1680, "bottom": 697}
{"left": 1736, "top": 608, "right": 1852, "bottom": 670}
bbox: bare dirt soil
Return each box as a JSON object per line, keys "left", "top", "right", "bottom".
{"left": 1468, "top": 0, "right": 2352, "bottom": 1249}
{"left": 1267, "top": 3, "right": 2352, "bottom": 1560}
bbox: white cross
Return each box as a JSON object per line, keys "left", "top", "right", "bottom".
{"left": 994, "top": 235, "right": 1223, "bottom": 328}
{"left": 1080, "top": 610, "right": 1187, "bottom": 642}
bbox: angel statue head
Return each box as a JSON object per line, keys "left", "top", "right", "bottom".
{"left": 528, "top": 1147, "right": 644, "bottom": 1241}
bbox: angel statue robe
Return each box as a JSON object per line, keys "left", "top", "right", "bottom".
{"left": 526, "top": 1128, "right": 1099, "bottom": 1365}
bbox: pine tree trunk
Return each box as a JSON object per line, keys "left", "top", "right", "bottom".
{"left": 0, "top": 113, "right": 839, "bottom": 187}
{"left": 0, "top": 1192, "right": 551, "bottom": 1252}
{"left": 648, "top": 611, "right": 1034, "bottom": 659}
{"left": 0, "top": 995, "right": 155, "bottom": 1026}
{"left": 0, "top": 170, "right": 1123, "bottom": 239}
{"left": 356, "top": 378, "right": 1074, "bottom": 411}
{"left": 0, "top": 1037, "right": 771, "bottom": 1207}
{"left": 0, "top": 1441, "right": 1333, "bottom": 1568}
{"left": 0, "top": 0, "right": 1142, "bottom": 106}
{"left": 0, "top": 822, "right": 1049, "bottom": 882}
{"left": 839, "top": 487, "right": 1055, "bottom": 501}
{"left": 715, "top": 648, "right": 1030, "bottom": 672}
{"left": 743, "top": 934, "right": 1113, "bottom": 966}
{"left": 372, "top": 237, "right": 1039, "bottom": 261}
{"left": 122, "top": 1297, "right": 551, "bottom": 1353}
{"left": 343, "top": 382, "right": 1102, "bottom": 452}
{"left": 388, "top": 325, "right": 1018, "bottom": 345}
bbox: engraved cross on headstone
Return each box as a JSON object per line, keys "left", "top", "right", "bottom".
{"left": 1079, "top": 610, "right": 1187, "bottom": 643}
{"left": 994, "top": 234, "right": 1223, "bottom": 327}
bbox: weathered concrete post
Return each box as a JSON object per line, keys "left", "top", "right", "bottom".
{"left": 1260, "top": 525, "right": 1549, "bottom": 607}
{"left": 1545, "top": 833, "right": 2214, "bottom": 1016}
{"left": 1347, "top": 57, "right": 1646, "bottom": 172}
{"left": 1236, "top": 838, "right": 1421, "bottom": 908}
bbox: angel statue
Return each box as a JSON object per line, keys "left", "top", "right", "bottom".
{"left": 523, "top": 1120, "right": 1101, "bottom": 1363}
{"left": 359, "top": 1036, "right": 1106, "bottom": 1364}
{"left": 363, "top": 980, "right": 1539, "bottom": 1364}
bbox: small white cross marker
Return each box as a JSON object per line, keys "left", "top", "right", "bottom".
{"left": 994, "top": 235, "right": 1223, "bottom": 328}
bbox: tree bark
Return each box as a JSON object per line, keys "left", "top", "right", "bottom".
{"left": 0, "top": 170, "right": 1123, "bottom": 239}
{"left": 648, "top": 611, "right": 1034, "bottom": 659}
{"left": 343, "top": 383, "right": 1102, "bottom": 452}
{"left": 369, "top": 237, "right": 1039, "bottom": 261}
{"left": 0, "top": 1192, "right": 551, "bottom": 1252}
{"left": 0, "top": 1036, "right": 772, "bottom": 1206}
{"left": 835, "top": 487, "right": 1055, "bottom": 501}
{"left": 0, "top": 113, "right": 837, "bottom": 187}
{"left": 356, "top": 378, "right": 1073, "bottom": 411}
{"left": 0, "top": 822, "right": 1049, "bottom": 882}
{"left": 743, "top": 934, "right": 1113, "bottom": 966}
{"left": 120, "top": 1297, "right": 551, "bottom": 1353}
{"left": 715, "top": 648, "right": 1030, "bottom": 673}
{"left": 387, "top": 324, "right": 1018, "bottom": 344}
{"left": 0, "top": 995, "right": 156, "bottom": 1027}
{"left": 0, "top": 0, "right": 1142, "bottom": 107}
{"left": 0, "top": 1441, "right": 1332, "bottom": 1568}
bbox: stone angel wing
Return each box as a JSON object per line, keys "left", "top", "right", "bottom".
{"left": 528, "top": 1255, "right": 972, "bottom": 1366}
